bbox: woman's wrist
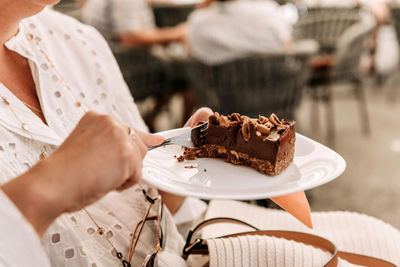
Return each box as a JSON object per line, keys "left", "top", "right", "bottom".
{"left": 2, "top": 159, "right": 68, "bottom": 236}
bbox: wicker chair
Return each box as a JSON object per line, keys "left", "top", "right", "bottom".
{"left": 294, "top": 6, "right": 362, "bottom": 54}
{"left": 151, "top": 4, "right": 195, "bottom": 27}
{"left": 390, "top": 6, "right": 400, "bottom": 42}
{"left": 387, "top": 6, "right": 400, "bottom": 102}
{"left": 109, "top": 43, "right": 169, "bottom": 102}
{"left": 308, "top": 16, "right": 376, "bottom": 146}
{"left": 109, "top": 43, "right": 175, "bottom": 131}
{"left": 186, "top": 40, "right": 318, "bottom": 121}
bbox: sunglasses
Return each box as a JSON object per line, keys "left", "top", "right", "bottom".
{"left": 126, "top": 187, "right": 164, "bottom": 267}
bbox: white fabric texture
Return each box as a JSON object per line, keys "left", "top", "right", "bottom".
{"left": 0, "top": 9, "right": 189, "bottom": 267}
{"left": 204, "top": 200, "right": 400, "bottom": 266}
{"left": 81, "top": 0, "right": 155, "bottom": 40}
{"left": 0, "top": 190, "right": 51, "bottom": 267}
{"left": 207, "top": 235, "right": 346, "bottom": 267}
{"left": 187, "top": 0, "right": 292, "bottom": 65}
{"left": 173, "top": 198, "right": 208, "bottom": 225}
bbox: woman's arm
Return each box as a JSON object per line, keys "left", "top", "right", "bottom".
{"left": 1, "top": 160, "right": 67, "bottom": 237}
{"left": 2, "top": 111, "right": 163, "bottom": 236}
{"left": 118, "top": 23, "right": 187, "bottom": 48}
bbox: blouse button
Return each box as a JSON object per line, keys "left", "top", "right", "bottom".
{"left": 26, "top": 33, "right": 34, "bottom": 40}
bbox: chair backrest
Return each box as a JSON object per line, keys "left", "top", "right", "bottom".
{"left": 109, "top": 43, "right": 168, "bottom": 101}
{"left": 53, "top": 0, "right": 81, "bottom": 20}
{"left": 293, "top": 7, "right": 361, "bottom": 54}
{"left": 152, "top": 4, "right": 195, "bottom": 27}
{"left": 390, "top": 6, "right": 400, "bottom": 49}
{"left": 333, "top": 15, "right": 376, "bottom": 80}
{"left": 186, "top": 41, "right": 318, "bottom": 120}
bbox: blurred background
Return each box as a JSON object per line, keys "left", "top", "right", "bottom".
{"left": 54, "top": 0, "right": 400, "bottom": 228}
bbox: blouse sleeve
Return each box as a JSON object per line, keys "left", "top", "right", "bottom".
{"left": 0, "top": 190, "right": 50, "bottom": 267}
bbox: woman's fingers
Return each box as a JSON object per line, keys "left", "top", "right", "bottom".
{"left": 117, "top": 139, "right": 144, "bottom": 191}
{"left": 133, "top": 129, "right": 164, "bottom": 146}
{"left": 131, "top": 133, "right": 148, "bottom": 158}
{"left": 184, "top": 107, "right": 213, "bottom": 127}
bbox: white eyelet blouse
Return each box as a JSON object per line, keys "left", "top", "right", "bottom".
{"left": 0, "top": 9, "right": 188, "bottom": 267}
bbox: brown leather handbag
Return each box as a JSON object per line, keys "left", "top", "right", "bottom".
{"left": 182, "top": 217, "right": 397, "bottom": 267}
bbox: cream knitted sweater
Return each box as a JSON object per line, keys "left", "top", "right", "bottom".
{"left": 202, "top": 200, "right": 400, "bottom": 266}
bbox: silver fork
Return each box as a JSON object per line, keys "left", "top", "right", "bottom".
{"left": 147, "top": 122, "right": 208, "bottom": 151}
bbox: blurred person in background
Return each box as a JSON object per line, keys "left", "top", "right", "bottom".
{"left": 298, "top": 0, "right": 392, "bottom": 78}
{"left": 75, "top": 0, "right": 85, "bottom": 8}
{"left": 80, "top": 0, "right": 187, "bottom": 47}
{"left": 187, "top": 0, "right": 293, "bottom": 65}
{"left": 80, "top": 0, "right": 196, "bottom": 130}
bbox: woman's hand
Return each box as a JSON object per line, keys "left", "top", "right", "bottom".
{"left": 49, "top": 111, "right": 163, "bottom": 206}
{"left": 184, "top": 107, "right": 213, "bottom": 128}
{"left": 1, "top": 111, "right": 163, "bottom": 236}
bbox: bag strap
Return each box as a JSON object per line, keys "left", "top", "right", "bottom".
{"left": 337, "top": 251, "right": 397, "bottom": 267}
{"left": 182, "top": 217, "right": 396, "bottom": 267}
{"left": 182, "top": 217, "right": 260, "bottom": 259}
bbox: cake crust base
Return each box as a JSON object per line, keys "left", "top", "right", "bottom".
{"left": 183, "top": 144, "right": 295, "bottom": 176}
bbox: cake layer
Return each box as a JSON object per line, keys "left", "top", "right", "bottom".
{"left": 182, "top": 143, "right": 295, "bottom": 175}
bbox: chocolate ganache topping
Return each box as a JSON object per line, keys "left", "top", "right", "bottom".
{"left": 194, "top": 112, "right": 295, "bottom": 162}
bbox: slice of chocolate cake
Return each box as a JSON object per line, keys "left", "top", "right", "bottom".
{"left": 180, "top": 112, "right": 295, "bottom": 176}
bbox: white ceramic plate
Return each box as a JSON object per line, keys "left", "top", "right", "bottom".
{"left": 142, "top": 128, "right": 346, "bottom": 200}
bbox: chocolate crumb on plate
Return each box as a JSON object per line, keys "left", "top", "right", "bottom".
{"left": 177, "top": 155, "right": 185, "bottom": 162}
{"left": 184, "top": 165, "right": 197, "bottom": 169}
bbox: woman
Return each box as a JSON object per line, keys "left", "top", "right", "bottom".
{"left": 2, "top": 1, "right": 400, "bottom": 267}
{"left": 0, "top": 0, "right": 210, "bottom": 266}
